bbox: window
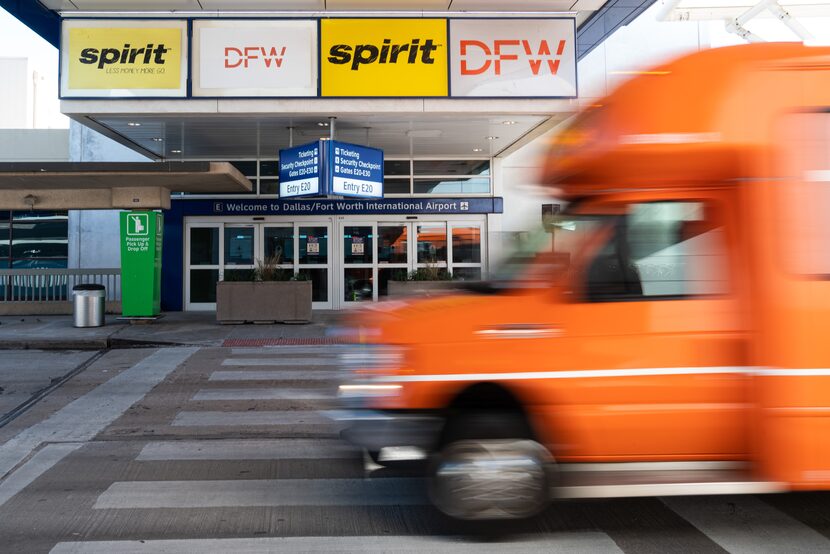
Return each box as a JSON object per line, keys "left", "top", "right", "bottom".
{"left": 778, "top": 111, "right": 830, "bottom": 275}
{"left": 0, "top": 211, "right": 68, "bottom": 269}
{"left": 178, "top": 157, "right": 490, "bottom": 198}
{"left": 584, "top": 202, "right": 727, "bottom": 301}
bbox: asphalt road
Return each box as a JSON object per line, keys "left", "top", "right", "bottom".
{"left": 1, "top": 345, "right": 830, "bottom": 553}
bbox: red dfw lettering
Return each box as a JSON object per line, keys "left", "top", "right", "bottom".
{"left": 493, "top": 40, "right": 520, "bottom": 75}
{"left": 460, "top": 40, "right": 491, "bottom": 75}
{"left": 262, "top": 47, "right": 287, "bottom": 68}
{"left": 522, "top": 39, "right": 566, "bottom": 75}
{"left": 225, "top": 47, "right": 243, "bottom": 68}
{"left": 223, "top": 46, "right": 287, "bottom": 69}
{"left": 244, "top": 46, "right": 260, "bottom": 67}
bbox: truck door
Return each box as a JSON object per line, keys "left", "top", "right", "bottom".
{"left": 752, "top": 111, "right": 830, "bottom": 487}
{"left": 550, "top": 195, "right": 749, "bottom": 461}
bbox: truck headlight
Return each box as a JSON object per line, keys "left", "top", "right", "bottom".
{"left": 340, "top": 344, "right": 405, "bottom": 373}
{"left": 338, "top": 383, "right": 403, "bottom": 399}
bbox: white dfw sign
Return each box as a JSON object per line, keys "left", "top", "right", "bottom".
{"left": 450, "top": 19, "right": 576, "bottom": 98}
{"left": 193, "top": 20, "right": 317, "bottom": 97}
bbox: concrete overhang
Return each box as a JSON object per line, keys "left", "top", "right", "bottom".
{"left": 0, "top": 161, "right": 251, "bottom": 210}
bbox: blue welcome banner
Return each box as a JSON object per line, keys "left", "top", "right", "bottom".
{"left": 208, "top": 197, "right": 503, "bottom": 215}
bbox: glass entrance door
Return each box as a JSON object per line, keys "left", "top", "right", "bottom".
{"left": 343, "top": 225, "right": 376, "bottom": 303}
{"left": 337, "top": 219, "right": 485, "bottom": 308}
{"left": 261, "top": 222, "right": 332, "bottom": 309}
{"left": 378, "top": 224, "right": 410, "bottom": 298}
{"left": 186, "top": 224, "right": 221, "bottom": 310}
{"left": 185, "top": 219, "right": 332, "bottom": 311}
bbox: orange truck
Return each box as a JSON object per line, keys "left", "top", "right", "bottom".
{"left": 338, "top": 43, "right": 830, "bottom": 520}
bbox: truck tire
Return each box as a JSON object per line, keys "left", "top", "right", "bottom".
{"left": 428, "top": 412, "right": 552, "bottom": 520}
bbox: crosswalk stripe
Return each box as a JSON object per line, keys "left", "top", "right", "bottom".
{"left": 93, "top": 478, "right": 426, "bottom": 509}
{"left": 662, "top": 495, "right": 830, "bottom": 553}
{"left": 136, "top": 439, "right": 357, "bottom": 461}
{"left": 0, "top": 347, "right": 197, "bottom": 482}
{"left": 50, "top": 534, "right": 624, "bottom": 553}
{"left": 0, "top": 443, "right": 83, "bottom": 508}
{"left": 222, "top": 358, "right": 340, "bottom": 367}
{"left": 192, "top": 388, "right": 331, "bottom": 401}
{"left": 209, "top": 370, "right": 337, "bottom": 381}
{"left": 231, "top": 347, "right": 349, "bottom": 356}
{"left": 171, "top": 411, "right": 336, "bottom": 427}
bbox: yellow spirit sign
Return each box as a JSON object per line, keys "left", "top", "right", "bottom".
{"left": 321, "top": 19, "right": 448, "bottom": 97}
{"left": 61, "top": 20, "right": 187, "bottom": 97}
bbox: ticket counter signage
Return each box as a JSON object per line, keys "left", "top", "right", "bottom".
{"left": 330, "top": 140, "right": 384, "bottom": 198}
{"left": 60, "top": 19, "right": 188, "bottom": 98}
{"left": 320, "top": 19, "right": 448, "bottom": 97}
{"left": 279, "top": 141, "right": 325, "bottom": 198}
{"left": 192, "top": 20, "right": 318, "bottom": 97}
{"left": 120, "top": 211, "right": 163, "bottom": 317}
{"left": 449, "top": 19, "right": 576, "bottom": 98}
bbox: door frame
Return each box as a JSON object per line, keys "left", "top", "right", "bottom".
{"left": 334, "top": 214, "right": 487, "bottom": 310}
{"left": 184, "top": 216, "right": 335, "bottom": 311}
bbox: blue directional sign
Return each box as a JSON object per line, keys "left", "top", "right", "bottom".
{"left": 329, "top": 140, "right": 384, "bottom": 198}
{"left": 278, "top": 141, "right": 325, "bottom": 198}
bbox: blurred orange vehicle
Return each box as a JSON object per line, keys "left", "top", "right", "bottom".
{"left": 338, "top": 43, "right": 830, "bottom": 520}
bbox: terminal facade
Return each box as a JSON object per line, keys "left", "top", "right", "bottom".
{"left": 4, "top": 0, "right": 810, "bottom": 312}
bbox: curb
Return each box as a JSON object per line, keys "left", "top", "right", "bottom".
{"left": 0, "top": 339, "right": 111, "bottom": 350}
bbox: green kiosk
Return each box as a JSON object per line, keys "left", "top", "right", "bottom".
{"left": 120, "top": 210, "right": 163, "bottom": 318}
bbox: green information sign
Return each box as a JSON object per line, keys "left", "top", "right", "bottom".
{"left": 120, "top": 211, "right": 163, "bottom": 317}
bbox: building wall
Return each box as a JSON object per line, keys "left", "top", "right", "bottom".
{"left": 68, "top": 120, "right": 150, "bottom": 270}
{"left": 0, "top": 129, "right": 68, "bottom": 161}
{"left": 64, "top": 5, "right": 725, "bottom": 302}
{"left": 0, "top": 58, "right": 28, "bottom": 129}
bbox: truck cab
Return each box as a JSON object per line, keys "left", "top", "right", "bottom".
{"left": 339, "top": 43, "right": 830, "bottom": 520}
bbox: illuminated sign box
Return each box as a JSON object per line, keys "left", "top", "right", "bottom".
{"left": 192, "top": 20, "right": 318, "bottom": 97}
{"left": 279, "top": 140, "right": 384, "bottom": 199}
{"left": 279, "top": 141, "right": 325, "bottom": 198}
{"left": 330, "top": 141, "right": 384, "bottom": 198}
{"left": 60, "top": 19, "right": 188, "bottom": 98}
{"left": 59, "top": 17, "right": 577, "bottom": 99}
{"left": 320, "top": 19, "right": 448, "bottom": 97}
{"left": 449, "top": 19, "right": 577, "bottom": 98}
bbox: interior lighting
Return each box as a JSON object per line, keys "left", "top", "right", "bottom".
{"left": 472, "top": 148, "right": 484, "bottom": 152}
{"left": 317, "top": 122, "right": 330, "bottom": 127}
{"left": 170, "top": 149, "right": 182, "bottom": 154}
{"left": 485, "top": 136, "right": 498, "bottom": 140}
{"left": 151, "top": 137, "right": 163, "bottom": 142}
{"left": 502, "top": 120, "right": 517, "bottom": 125}
{"left": 127, "top": 122, "right": 141, "bottom": 127}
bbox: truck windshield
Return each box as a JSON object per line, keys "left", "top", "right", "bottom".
{"left": 488, "top": 214, "right": 612, "bottom": 288}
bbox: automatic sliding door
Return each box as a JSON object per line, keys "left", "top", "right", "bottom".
{"left": 343, "top": 225, "right": 374, "bottom": 303}
{"left": 186, "top": 224, "right": 221, "bottom": 310}
{"left": 416, "top": 222, "right": 449, "bottom": 278}
{"left": 450, "top": 223, "right": 483, "bottom": 281}
{"left": 263, "top": 225, "right": 295, "bottom": 279}
{"left": 223, "top": 225, "right": 256, "bottom": 281}
{"left": 297, "top": 224, "right": 331, "bottom": 308}
{"left": 378, "top": 224, "right": 409, "bottom": 298}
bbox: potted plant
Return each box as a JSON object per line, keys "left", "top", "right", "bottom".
{"left": 216, "top": 255, "right": 312, "bottom": 324}
{"left": 387, "top": 263, "right": 459, "bottom": 298}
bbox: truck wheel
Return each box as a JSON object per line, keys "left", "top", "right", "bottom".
{"left": 428, "top": 413, "right": 552, "bottom": 520}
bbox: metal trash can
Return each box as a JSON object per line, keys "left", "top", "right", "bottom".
{"left": 73, "top": 283, "right": 105, "bottom": 328}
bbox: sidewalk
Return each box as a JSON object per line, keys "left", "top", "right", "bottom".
{"left": 0, "top": 311, "right": 345, "bottom": 350}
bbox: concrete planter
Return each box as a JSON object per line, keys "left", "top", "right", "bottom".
{"left": 216, "top": 281, "right": 312, "bottom": 324}
{"left": 386, "top": 280, "right": 458, "bottom": 299}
